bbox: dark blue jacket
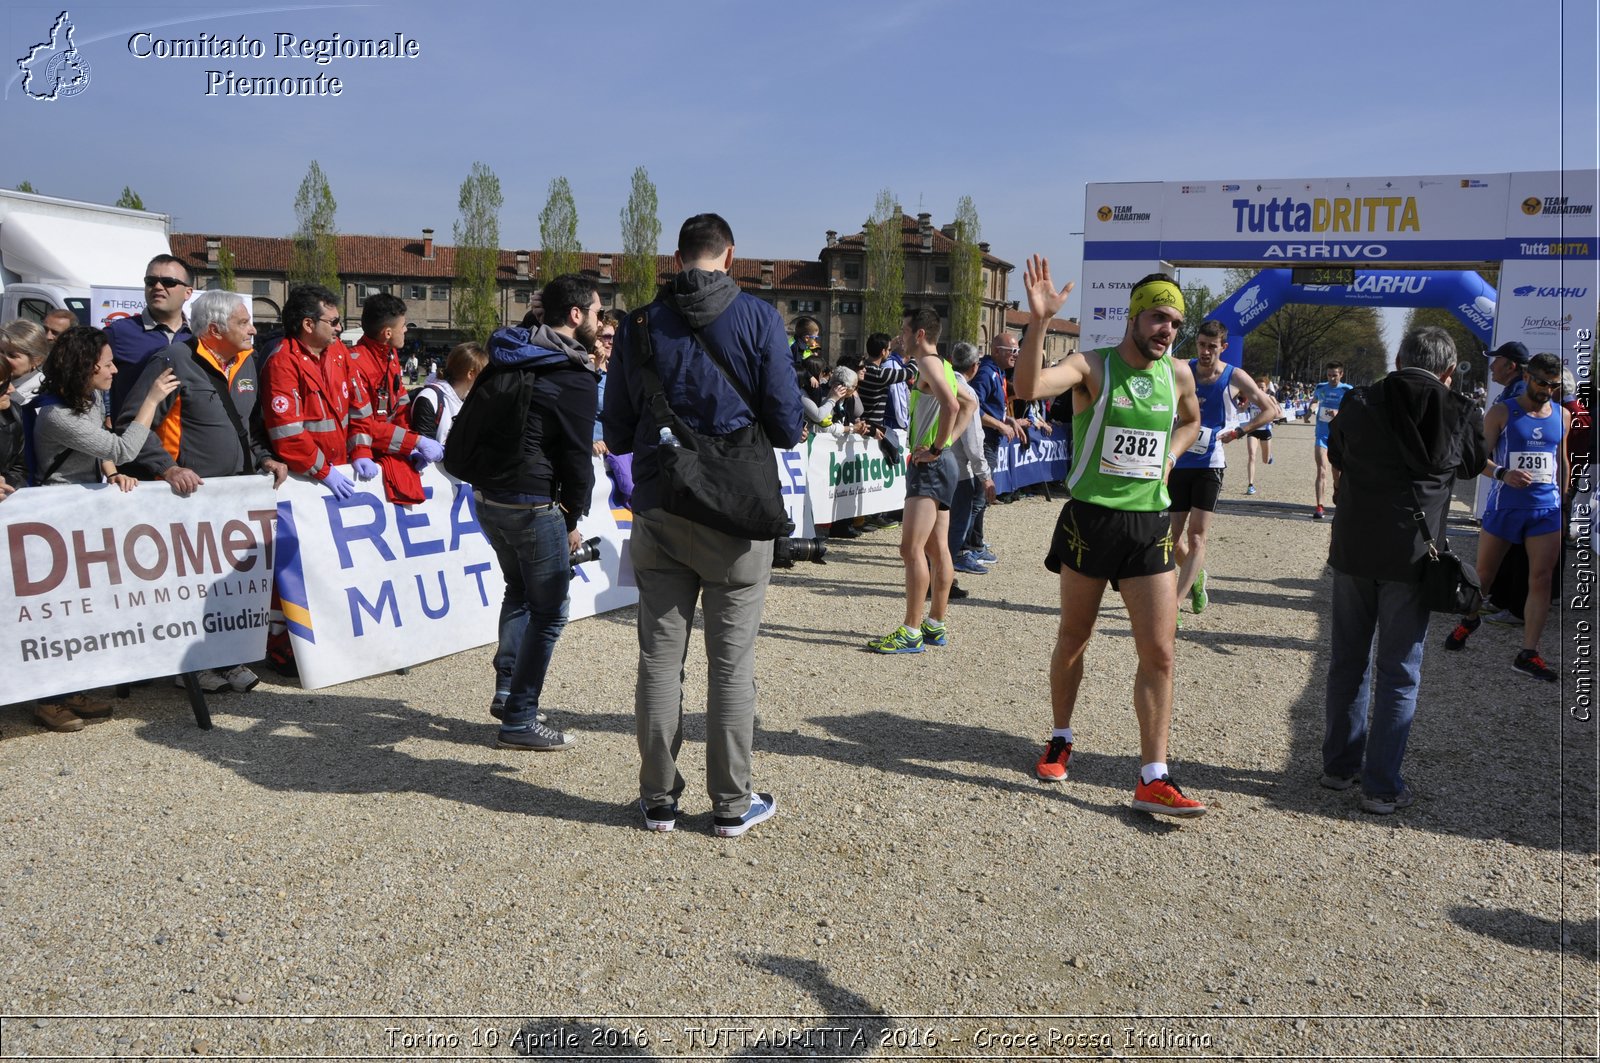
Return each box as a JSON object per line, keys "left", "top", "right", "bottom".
{"left": 973, "top": 355, "right": 1009, "bottom": 446}
{"left": 603, "top": 270, "right": 805, "bottom": 514}
{"left": 474, "top": 324, "right": 598, "bottom": 526}
{"left": 106, "top": 312, "right": 193, "bottom": 419}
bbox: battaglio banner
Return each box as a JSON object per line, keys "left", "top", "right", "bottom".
{"left": 804, "top": 432, "right": 908, "bottom": 525}
{"left": 2, "top": 476, "right": 277, "bottom": 704}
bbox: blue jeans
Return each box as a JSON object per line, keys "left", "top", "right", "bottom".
{"left": 966, "top": 443, "right": 999, "bottom": 550}
{"left": 948, "top": 477, "right": 977, "bottom": 560}
{"left": 1323, "top": 571, "right": 1431, "bottom": 799}
{"left": 477, "top": 503, "right": 571, "bottom": 730}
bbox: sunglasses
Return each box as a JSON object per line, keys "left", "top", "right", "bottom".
{"left": 599, "top": 333, "right": 615, "bottom": 343}
{"left": 144, "top": 276, "right": 189, "bottom": 289}
{"left": 1529, "top": 376, "right": 1562, "bottom": 389}
{"left": 319, "top": 316, "right": 341, "bottom": 328}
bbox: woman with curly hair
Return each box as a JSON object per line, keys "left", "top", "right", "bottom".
{"left": 33, "top": 325, "right": 178, "bottom": 488}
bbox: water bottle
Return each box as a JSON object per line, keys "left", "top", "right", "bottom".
{"left": 658, "top": 426, "right": 679, "bottom": 447}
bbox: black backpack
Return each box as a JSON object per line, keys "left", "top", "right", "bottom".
{"left": 441, "top": 363, "right": 538, "bottom": 488}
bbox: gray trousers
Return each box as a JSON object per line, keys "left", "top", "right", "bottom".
{"left": 630, "top": 508, "right": 773, "bottom": 817}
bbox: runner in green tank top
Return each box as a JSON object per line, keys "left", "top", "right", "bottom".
{"left": 1011, "top": 257, "right": 1209, "bottom": 818}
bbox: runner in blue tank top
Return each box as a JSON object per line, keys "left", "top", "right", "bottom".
{"left": 1310, "top": 361, "right": 1352, "bottom": 519}
{"left": 1167, "top": 320, "right": 1280, "bottom": 618}
{"left": 1443, "top": 352, "right": 1569, "bottom": 681}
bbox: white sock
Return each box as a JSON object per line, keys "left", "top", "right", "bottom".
{"left": 1140, "top": 761, "right": 1169, "bottom": 785}
{"left": 1053, "top": 727, "right": 1073, "bottom": 743}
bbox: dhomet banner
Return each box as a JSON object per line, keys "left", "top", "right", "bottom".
{"left": 1, "top": 475, "right": 277, "bottom": 704}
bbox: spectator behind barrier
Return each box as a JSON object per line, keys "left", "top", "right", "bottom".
{"left": 408, "top": 341, "right": 488, "bottom": 445}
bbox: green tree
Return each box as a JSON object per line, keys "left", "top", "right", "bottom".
{"left": 114, "top": 186, "right": 144, "bottom": 210}
{"left": 539, "top": 176, "right": 582, "bottom": 282}
{"left": 1223, "top": 269, "right": 1386, "bottom": 386}
{"left": 946, "top": 196, "right": 984, "bottom": 346}
{"left": 1171, "top": 279, "right": 1221, "bottom": 358}
{"left": 617, "top": 166, "right": 661, "bottom": 310}
{"left": 863, "top": 189, "right": 904, "bottom": 338}
{"left": 217, "top": 246, "right": 237, "bottom": 292}
{"left": 15, "top": 180, "right": 36, "bottom": 194}
{"left": 289, "top": 161, "right": 339, "bottom": 292}
{"left": 453, "top": 161, "right": 504, "bottom": 345}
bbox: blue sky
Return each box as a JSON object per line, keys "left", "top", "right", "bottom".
{"left": 3, "top": 0, "right": 1596, "bottom": 348}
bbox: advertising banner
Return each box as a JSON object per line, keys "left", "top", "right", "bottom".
{"left": 274, "top": 461, "right": 639, "bottom": 690}
{"left": 89, "top": 285, "right": 146, "bottom": 327}
{"left": 993, "top": 431, "right": 1071, "bottom": 495}
{"left": 1495, "top": 170, "right": 1599, "bottom": 379}
{"left": 803, "top": 432, "right": 907, "bottom": 525}
{"left": 2, "top": 475, "right": 277, "bottom": 704}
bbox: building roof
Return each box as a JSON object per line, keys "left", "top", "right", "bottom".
{"left": 827, "top": 212, "right": 1013, "bottom": 269}
{"left": 1005, "top": 309, "right": 1079, "bottom": 337}
{"left": 171, "top": 233, "right": 834, "bottom": 292}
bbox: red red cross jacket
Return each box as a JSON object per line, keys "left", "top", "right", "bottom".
{"left": 262, "top": 336, "right": 374, "bottom": 480}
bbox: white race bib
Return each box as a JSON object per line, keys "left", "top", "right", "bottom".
{"left": 1187, "top": 426, "right": 1214, "bottom": 455}
{"left": 1101, "top": 426, "right": 1165, "bottom": 479}
{"left": 1318, "top": 404, "right": 1337, "bottom": 424}
{"left": 1510, "top": 450, "right": 1555, "bottom": 484}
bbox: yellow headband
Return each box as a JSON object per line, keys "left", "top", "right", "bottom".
{"left": 1129, "top": 279, "right": 1185, "bottom": 321}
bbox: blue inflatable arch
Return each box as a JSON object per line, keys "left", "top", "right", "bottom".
{"left": 1207, "top": 269, "right": 1498, "bottom": 368}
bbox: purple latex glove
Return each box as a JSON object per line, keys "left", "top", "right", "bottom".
{"left": 410, "top": 435, "right": 444, "bottom": 468}
{"left": 351, "top": 457, "right": 380, "bottom": 481}
{"left": 322, "top": 468, "right": 356, "bottom": 499}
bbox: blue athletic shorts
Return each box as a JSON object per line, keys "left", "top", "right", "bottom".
{"left": 1481, "top": 506, "right": 1562, "bottom": 544}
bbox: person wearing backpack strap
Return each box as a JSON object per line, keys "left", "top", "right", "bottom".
{"left": 447, "top": 274, "right": 601, "bottom": 752}
{"left": 602, "top": 213, "right": 805, "bottom": 837}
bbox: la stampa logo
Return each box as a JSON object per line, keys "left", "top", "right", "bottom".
{"left": 18, "top": 11, "right": 91, "bottom": 101}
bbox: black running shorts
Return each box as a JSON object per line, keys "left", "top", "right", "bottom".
{"left": 1044, "top": 498, "right": 1175, "bottom": 582}
{"left": 1167, "top": 466, "right": 1224, "bottom": 513}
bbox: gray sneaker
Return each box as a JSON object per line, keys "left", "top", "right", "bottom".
{"left": 1483, "top": 609, "right": 1522, "bottom": 626}
{"left": 1319, "top": 772, "right": 1358, "bottom": 791}
{"left": 174, "top": 670, "right": 230, "bottom": 694}
{"left": 496, "top": 722, "right": 576, "bottom": 751}
{"left": 222, "top": 665, "right": 260, "bottom": 692}
{"left": 1360, "top": 788, "right": 1415, "bottom": 815}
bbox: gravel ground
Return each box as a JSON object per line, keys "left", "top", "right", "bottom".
{"left": 2, "top": 422, "right": 1595, "bottom": 1061}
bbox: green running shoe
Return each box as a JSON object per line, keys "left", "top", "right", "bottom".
{"left": 867, "top": 624, "right": 924, "bottom": 654}
{"left": 1190, "top": 569, "right": 1208, "bottom": 615}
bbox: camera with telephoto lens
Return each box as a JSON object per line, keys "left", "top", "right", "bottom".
{"left": 772, "top": 520, "right": 826, "bottom": 568}
{"left": 569, "top": 536, "right": 602, "bottom": 566}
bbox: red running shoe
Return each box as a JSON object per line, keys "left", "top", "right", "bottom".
{"left": 1035, "top": 736, "right": 1072, "bottom": 782}
{"left": 1132, "top": 774, "right": 1207, "bottom": 818}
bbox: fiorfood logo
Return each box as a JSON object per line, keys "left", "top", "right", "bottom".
{"left": 17, "top": 11, "right": 91, "bottom": 101}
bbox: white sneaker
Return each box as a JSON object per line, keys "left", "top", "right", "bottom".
{"left": 174, "top": 670, "right": 230, "bottom": 693}
{"left": 1483, "top": 609, "right": 1522, "bottom": 627}
{"left": 222, "top": 665, "right": 260, "bottom": 692}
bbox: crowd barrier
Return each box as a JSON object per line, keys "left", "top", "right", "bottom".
{"left": 1, "top": 429, "right": 1070, "bottom": 698}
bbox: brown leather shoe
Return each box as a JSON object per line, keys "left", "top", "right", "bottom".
{"left": 34, "top": 702, "right": 85, "bottom": 732}
{"left": 61, "top": 694, "right": 114, "bottom": 719}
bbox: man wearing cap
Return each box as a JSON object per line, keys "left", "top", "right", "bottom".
{"left": 1013, "top": 259, "right": 1207, "bottom": 818}
{"left": 1487, "top": 341, "right": 1529, "bottom": 404}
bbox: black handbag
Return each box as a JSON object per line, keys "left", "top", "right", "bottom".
{"left": 629, "top": 304, "right": 789, "bottom": 542}
{"left": 1409, "top": 485, "right": 1482, "bottom": 614}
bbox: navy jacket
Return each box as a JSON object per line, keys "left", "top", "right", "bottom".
{"left": 602, "top": 270, "right": 805, "bottom": 514}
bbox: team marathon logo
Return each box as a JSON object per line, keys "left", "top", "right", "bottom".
{"left": 1522, "top": 196, "right": 1594, "bottom": 217}
{"left": 17, "top": 11, "right": 91, "bottom": 101}
{"left": 1096, "top": 204, "right": 1153, "bottom": 223}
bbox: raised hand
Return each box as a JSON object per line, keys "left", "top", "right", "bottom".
{"left": 1024, "top": 254, "right": 1076, "bottom": 320}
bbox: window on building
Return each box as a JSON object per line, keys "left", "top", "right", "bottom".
{"left": 514, "top": 289, "right": 531, "bottom": 304}
{"left": 356, "top": 283, "right": 391, "bottom": 300}
{"left": 411, "top": 285, "right": 427, "bottom": 300}
{"left": 252, "top": 279, "right": 271, "bottom": 297}
{"left": 431, "top": 285, "right": 450, "bottom": 301}
{"left": 934, "top": 266, "right": 951, "bottom": 283}
{"left": 842, "top": 261, "right": 861, "bottom": 281}
{"left": 836, "top": 300, "right": 861, "bottom": 315}
{"left": 788, "top": 299, "right": 820, "bottom": 313}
